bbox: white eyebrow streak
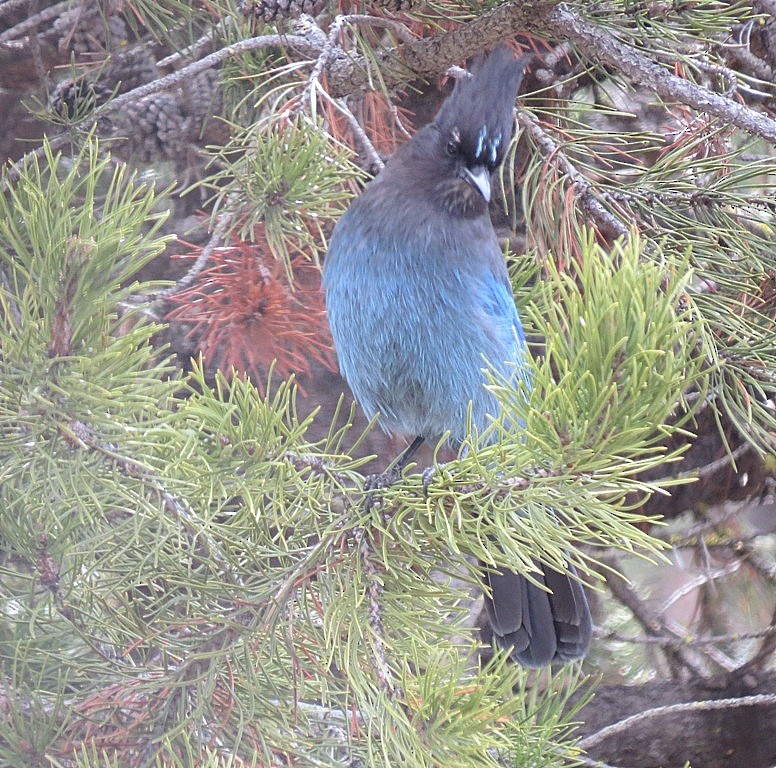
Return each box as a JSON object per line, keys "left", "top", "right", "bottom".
{"left": 489, "top": 132, "right": 503, "bottom": 164}
{"left": 476, "top": 126, "right": 487, "bottom": 158}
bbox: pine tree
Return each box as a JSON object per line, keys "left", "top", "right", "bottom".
{"left": 0, "top": 1, "right": 774, "bottom": 766}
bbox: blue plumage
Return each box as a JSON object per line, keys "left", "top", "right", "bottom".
{"left": 325, "top": 195, "right": 524, "bottom": 442}
{"left": 323, "top": 46, "right": 591, "bottom": 667}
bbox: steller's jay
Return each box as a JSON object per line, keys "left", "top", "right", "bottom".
{"left": 323, "top": 46, "right": 592, "bottom": 666}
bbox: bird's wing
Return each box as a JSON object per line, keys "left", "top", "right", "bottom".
{"left": 482, "top": 271, "right": 527, "bottom": 358}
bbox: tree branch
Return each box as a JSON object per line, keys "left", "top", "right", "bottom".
{"left": 517, "top": 111, "right": 629, "bottom": 239}
{"left": 547, "top": 3, "right": 776, "bottom": 145}
{"left": 577, "top": 693, "right": 776, "bottom": 751}
{"left": 322, "top": 1, "right": 558, "bottom": 97}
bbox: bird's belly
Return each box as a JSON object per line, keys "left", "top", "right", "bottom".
{"left": 342, "top": 309, "right": 502, "bottom": 443}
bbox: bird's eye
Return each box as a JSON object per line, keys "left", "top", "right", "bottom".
{"left": 446, "top": 138, "right": 460, "bottom": 156}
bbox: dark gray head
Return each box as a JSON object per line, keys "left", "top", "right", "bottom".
{"left": 415, "top": 46, "right": 528, "bottom": 217}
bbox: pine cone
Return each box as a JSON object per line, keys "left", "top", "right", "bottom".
{"left": 53, "top": 4, "right": 128, "bottom": 56}
{"left": 102, "top": 91, "right": 188, "bottom": 164}
{"left": 181, "top": 70, "right": 222, "bottom": 125}
{"left": 49, "top": 77, "right": 112, "bottom": 120}
{"left": 373, "top": 0, "right": 417, "bottom": 10}
{"left": 103, "top": 71, "right": 220, "bottom": 169}
{"left": 243, "top": 0, "right": 327, "bottom": 23}
{"left": 103, "top": 45, "right": 158, "bottom": 93}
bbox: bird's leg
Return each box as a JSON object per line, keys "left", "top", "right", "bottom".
{"left": 364, "top": 435, "right": 425, "bottom": 511}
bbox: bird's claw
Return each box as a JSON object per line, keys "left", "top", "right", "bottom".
{"left": 421, "top": 465, "right": 437, "bottom": 496}
{"left": 363, "top": 453, "right": 447, "bottom": 511}
{"left": 363, "top": 465, "right": 402, "bottom": 512}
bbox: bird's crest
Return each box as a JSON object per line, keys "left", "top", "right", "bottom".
{"left": 434, "top": 46, "right": 528, "bottom": 170}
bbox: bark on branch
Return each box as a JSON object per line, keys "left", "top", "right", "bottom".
{"left": 320, "top": 2, "right": 776, "bottom": 146}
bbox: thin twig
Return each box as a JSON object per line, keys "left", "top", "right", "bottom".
{"left": 596, "top": 624, "right": 776, "bottom": 646}
{"left": 155, "top": 211, "right": 233, "bottom": 301}
{"left": 315, "top": 84, "right": 385, "bottom": 170}
{"left": 298, "top": 15, "right": 344, "bottom": 114}
{"left": 663, "top": 615, "right": 738, "bottom": 671}
{"left": 673, "top": 442, "right": 751, "bottom": 482}
{"left": 657, "top": 560, "right": 741, "bottom": 616}
{"left": 354, "top": 525, "right": 404, "bottom": 700}
{"left": 389, "top": 101, "right": 413, "bottom": 139}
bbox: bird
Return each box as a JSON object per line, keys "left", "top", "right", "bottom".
{"left": 322, "top": 46, "right": 592, "bottom": 667}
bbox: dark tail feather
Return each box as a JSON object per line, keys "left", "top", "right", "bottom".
{"left": 481, "top": 561, "right": 592, "bottom": 667}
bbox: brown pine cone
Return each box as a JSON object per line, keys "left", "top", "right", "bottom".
{"left": 243, "top": 0, "right": 327, "bottom": 23}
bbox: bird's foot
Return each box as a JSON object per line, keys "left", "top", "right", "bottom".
{"left": 363, "top": 435, "right": 426, "bottom": 513}
{"left": 421, "top": 465, "right": 438, "bottom": 495}
{"left": 363, "top": 465, "right": 403, "bottom": 513}
{"left": 420, "top": 460, "right": 457, "bottom": 497}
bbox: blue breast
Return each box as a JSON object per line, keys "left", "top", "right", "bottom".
{"left": 323, "top": 193, "right": 527, "bottom": 445}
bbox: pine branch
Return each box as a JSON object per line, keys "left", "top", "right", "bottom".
{"left": 517, "top": 110, "right": 629, "bottom": 239}
{"left": 548, "top": 4, "right": 776, "bottom": 145}
{"left": 577, "top": 693, "right": 776, "bottom": 751}
{"left": 62, "top": 419, "right": 244, "bottom": 588}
